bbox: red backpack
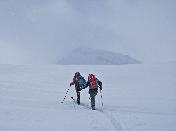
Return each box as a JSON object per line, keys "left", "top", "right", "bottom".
{"left": 89, "top": 74, "right": 98, "bottom": 88}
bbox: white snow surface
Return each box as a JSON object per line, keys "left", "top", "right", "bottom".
{"left": 0, "top": 62, "right": 176, "bottom": 131}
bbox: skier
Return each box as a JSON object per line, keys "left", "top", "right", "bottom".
{"left": 82, "top": 74, "right": 102, "bottom": 110}
{"left": 70, "top": 72, "right": 86, "bottom": 105}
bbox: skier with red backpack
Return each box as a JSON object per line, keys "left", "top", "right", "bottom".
{"left": 81, "top": 74, "right": 102, "bottom": 110}
{"left": 70, "top": 72, "right": 86, "bottom": 105}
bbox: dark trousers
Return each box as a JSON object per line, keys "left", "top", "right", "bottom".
{"left": 75, "top": 86, "right": 81, "bottom": 105}
{"left": 89, "top": 89, "right": 98, "bottom": 108}
{"left": 76, "top": 91, "right": 80, "bottom": 104}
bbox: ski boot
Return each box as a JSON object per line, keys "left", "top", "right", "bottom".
{"left": 91, "top": 106, "right": 96, "bottom": 110}
{"left": 77, "top": 99, "right": 80, "bottom": 105}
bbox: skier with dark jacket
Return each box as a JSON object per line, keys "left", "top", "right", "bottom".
{"left": 82, "top": 74, "right": 102, "bottom": 110}
{"left": 70, "top": 72, "right": 86, "bottom": 105}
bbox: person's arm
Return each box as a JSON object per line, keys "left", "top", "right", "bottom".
{"left": 70, "top": 77, "right": 76, "bottom": 86}
{"left": 81, "top": 81, "right": 89, "bottom": 89}
{"left": 98, "top": 80, "right": 102, "bottom": 90}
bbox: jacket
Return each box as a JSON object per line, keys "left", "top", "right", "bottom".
{"left": 83, "top": 78, "right": 102, "bottom": 90}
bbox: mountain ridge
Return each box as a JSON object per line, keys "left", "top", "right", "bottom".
{"left": 58, "top": 48, "right": 140, "bottom": 65}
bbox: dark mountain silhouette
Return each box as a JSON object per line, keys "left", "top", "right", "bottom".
{"left": 58, "top": 48, "right": 140, "bottom": 65}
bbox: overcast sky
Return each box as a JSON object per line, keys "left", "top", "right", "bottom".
{"left": 0, "top": 0, "right": 176, "bottom": 64}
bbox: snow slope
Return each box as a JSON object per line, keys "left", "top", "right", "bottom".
{"left": 0, "top": 63, "right": 176, "bottom": 131}
{"left": 58, "top": 48, "right": 140, "bottom": 65}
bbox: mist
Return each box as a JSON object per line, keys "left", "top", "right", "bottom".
{"left": 0, "top": 0, "right": 176, "bottom": 64}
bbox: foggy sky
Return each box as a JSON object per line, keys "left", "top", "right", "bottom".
{"left": 0, "top": 0, "right": 176, "bottom": 64}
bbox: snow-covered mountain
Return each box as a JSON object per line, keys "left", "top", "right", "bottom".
{"left": 58, "top": 48, "right": 140, "bottom": 65}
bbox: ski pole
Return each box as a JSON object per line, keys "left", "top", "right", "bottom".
{"left": 100, "top": 90, "right": 104, "bottom": 109}
{"left": 71, "top": 97, "right": 76, "bottom": 109}
{"left": 61, "top": 87, "right": 70, "bottom": 103}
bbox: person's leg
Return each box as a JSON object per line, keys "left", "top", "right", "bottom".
{"left": 77, "top": 91, "right": 80, "bottom": 105}
{"left": 90, "top": 92, "right": 96, "bottom": 110}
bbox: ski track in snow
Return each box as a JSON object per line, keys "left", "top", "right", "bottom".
{"left": 103, "top": 111, "right": 124, "bottom": 131}
{"left": 70, "top": 99, "right": 124, "bottom": 131}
